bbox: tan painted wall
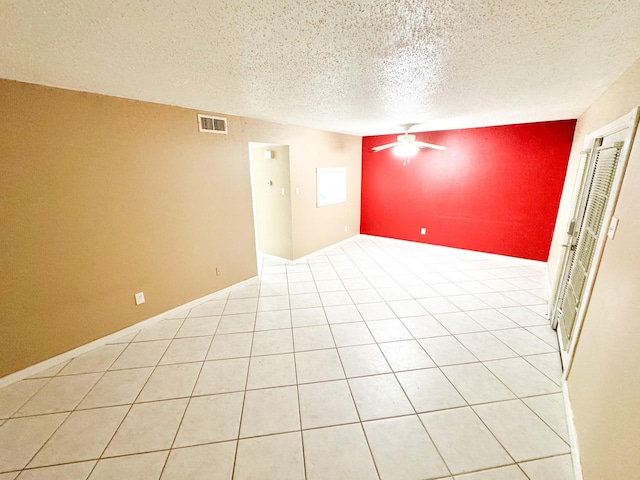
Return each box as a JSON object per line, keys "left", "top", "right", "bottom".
{"left": 0, "top": 79, "right": 361, "bottom": 378}
{"left": 547, "top": 58, "right": 640, "bottom": 479}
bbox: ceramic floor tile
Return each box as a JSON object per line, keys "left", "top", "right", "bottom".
{"left": 247, "top": 353, "right": 296, "bottom": 389}
{"left": 330, "top": 322, "right": 375, "bottom": 347}
{"left": 174, "top": 392, "right": 244, "bottom": 447}
{"left": 401, "top": 315, "right": 450, "bottom": 338}
{"left": 491, "top": 329, "right": 556, "bottom": 356}
{"left": 134, "top": 319, "right": 183, "bottom": 342}
{"left": 298, "top": 380, "right": 359, "bottom": 429}
{"left": 435, "top": 312, "right": 486, "bottom": 334}
{"left": 418, "top": 297, "right": 461, "bottom": 315}
{"left": 260, "top": 284, "right": 288, "bottom": 296}
{"left": 0, "top": 379, "right": 49, "bottom": 419}
{"left": 234, "top": 432, "right": 305, "bottom": 480}
{"left": 240, "top": 386, "right": 300, "bottom": 438}
{"left": 432, "top": 282, "right": 468, "bottom": 296}
{"left": 441, "top": 363, "right": 516, "bottom": 404}
{"left": 0, "top": 413, "right": 67, "bottom": 472}
{"left": 255, "top": 310, "right": 291, "bottom": 330}
{"left": 0, "top": 473, "right": 17, "bottom": 480}
{"left": 523, "top": 353, "right": 563, "bottom": 385}
{"left": 348, "top": 374, "right": 414, "bottom": 421}
{"left": 89, "top": 451, "right": 168, "bottom": 480}
{"left": 136, "top": 362, "right": 201, "bottom": 402}
{"left": 403, "top": 284, "right": 441, "bottom": 298}
{"left": 355, "top": 302, "right": 400, "bottom": 323}
{"left": 502, "top": 290, "right": 547, "bottom": 307}
{"left": 175, "top": 315, "right": 220, "bottom": 338}
{"left": 15, "top": 373, "right": 101, "bottom": 416}
{"left": 366, "top": 319, "right": 413, "bottom": 342}
{"left": 290, "top": 307, "right": 328, "bottom": 327}
{"left": 58, "top": 344, "right": 126, "bottom": 376}
{"left": 110, "top": 340, "right": 170, "bottom": 370}
{"left": 228, "top": 285, "right": 260, "bottom": 299}
{"left": 288, "top": 272, "right": 314, "bottom": 283}
{"left": 522, "top": 393, "right": 569, "bottom": 442}
{"left": 465, "top": 310, "right": 520, "bottom": 330}
{"left": 363, "top": 415, "right": 449, "bottom": 480}
{"left": 295, "top": 349, "right": 345, "bottom": 384}
{"left": 526, "top": 325, "right": 559, "bottom": 348}
{"left": 103, "top": 398, "right": 188, "bottom": 457}
{"left": 16, "top": 462, "right": 96, "bottom": 480}
{"left": 161, "top": 441, "right": 235, "bottom": 480}
{"left": 497, "top": 306, "right": 548, "bottom": 327}
{"left": 472, "top": 292, "right": 520, "bottom": 308}
{"left": 348, "top": 288, "right": 383, "bottom": 304}
{"left": 324, "top": 304, "right": 364, "bottom": 324}
{"left": 338, "top": 344, "right": 392, "bottom": 377}
{"left": 484, "top": 357, "right": 560, "bottom": 397}
{"left": 315, "top": 279, "right": 346, "bottom": 292}
{"left": 376, "top": 286, "right": 413, "bottom": 301}
{"left": 455, "top": 332, "right": 518, "bottom": 361}
{"left": 319, "top": 291, "right": 353, "bottom": 306}
{"left": 419, "top": 336, "right": 478, "bottom": 366}
{"left": 290, "top": 293, "right": 322, "bottom": 309}
{"left": 189, "top": 300, "right": 226, "bottom": 317}
{"left": 223, "top": 297, "right": 258, "bottom": 315}
{"left": 387, "top": 300, "right": 429, "bottom": 319}
{"left": 292, "top": 325, "right": 335, "bottom": 351}
{"left": 207, "top": 333, "right": 253, "bottom": 360}
{"left": 193, "top": 358, "right": 249, "bottom": 395}
{"left": 519, "top": 454, "right": 574, "bottom": 480}
{"left": 77, "top": 367, "right": 153, "bottom": 409}
{"left": 341, "top": 277, "right": 373, "bottom": 290}
{"left": 27, "top": 361, "right": 69, "bottom": 379}
{"left": 251, "top": 329, "right": 293, "bottom": 356}
{"left": 29, "top": 406, "right": 128, "bottom": 467}
{"left": 473, "top": 400, "right": 570, "bottom": 462}
{"left": 288, "top": 281, "right": 317, "bottom": 295}
{"left": 257, "top": 295, "right": 290, "bottom": 312}
{"left": 216, "top": 313, "right": 255, "bottom": 334}
{"left": 396, "top": 368, "right": 466, "bottom": 413}
{"left": 159, "top": 336, "right": 212, "bottom": 365}
{"left": 303, "top": 424, "right": 378, "bottom": 480}
{"left": 379, "top": 339, "right": 435, "bottom": 371}
{"left": 420, "top": 407, "right": 512, "bottom": 475}
{"left": 454, "top": 465, "right": 528, "bottom": 479}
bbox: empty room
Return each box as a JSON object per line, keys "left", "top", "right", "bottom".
{"left": 1, "top": 1, "right": 640, "bottom": 479}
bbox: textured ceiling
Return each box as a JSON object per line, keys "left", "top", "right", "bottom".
{"left": 1, "top": 0, "right": 640, "bottom": 135}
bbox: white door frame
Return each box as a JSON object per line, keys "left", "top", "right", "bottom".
{"left": 557, "top": 107, "right": 639, "bottom": 377}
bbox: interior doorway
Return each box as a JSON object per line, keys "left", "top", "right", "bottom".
{"left": 248, "top": 143, "right": 293, "bottom": 264}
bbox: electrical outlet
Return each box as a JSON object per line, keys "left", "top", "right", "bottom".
{"left": 134, "top": 292, "right": 145, "bottom": 305}
{"left": 216, "top": 267, "right": 221, "bottom": 276}
{"left": 420, "top": 227, "right": 426, "bottom": 235}
{"left": 344, "top": 225, "right": 348, "bottom": 232}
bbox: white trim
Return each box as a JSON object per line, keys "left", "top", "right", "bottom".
{"left": 0, "top": 277, "right": 257, "bottom": 389}
{"left": 563, "top": 107, "right": 640, "bottom": 379}
{"left": 562, "top": 380, "right": 584, "bottom": 480}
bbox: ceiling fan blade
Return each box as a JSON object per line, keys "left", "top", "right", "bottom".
{"left": 414, "top": 141, "right": 446, "bottom": 151}
{"left": 371, "top": 142, "right": 402, "bottom": 152}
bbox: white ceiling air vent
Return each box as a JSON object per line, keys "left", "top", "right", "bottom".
{"left": 197, "top": 114, "right": 228, "bottom": 134}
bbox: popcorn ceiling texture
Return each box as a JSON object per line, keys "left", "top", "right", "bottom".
{"left": 1, "top": 0, "right": 639, "bottom": 135}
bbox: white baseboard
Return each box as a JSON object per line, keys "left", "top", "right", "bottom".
{"left": 0, "top": 277, "right": 257, "bottom": 389}
{"left": 562, "top": 380, "right": 584, "bottom": 480}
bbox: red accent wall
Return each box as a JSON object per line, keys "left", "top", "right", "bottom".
{"left": 360, "top": 120, "right": 577, "bottom": 261}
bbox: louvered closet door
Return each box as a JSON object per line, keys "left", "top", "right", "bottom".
{"left": 557, "top": 143, "right": 623, "bottom": 345}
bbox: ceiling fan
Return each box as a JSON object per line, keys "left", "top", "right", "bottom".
{"left": 372, "top": 123, "right": 446, "bottom": 165}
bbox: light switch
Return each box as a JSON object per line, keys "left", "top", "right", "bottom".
{"left": 607, "top": 216, "right": 619, "bottom": 240}
{"left": 295, "top": 187, "right": 300, "bottom": 195}
{"left": 281, "top": 188, "right": 286, "bottom": 196}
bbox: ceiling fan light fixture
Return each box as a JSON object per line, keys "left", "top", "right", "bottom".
{"left": 392, "top": 143, "right": 419, "bottom": 158}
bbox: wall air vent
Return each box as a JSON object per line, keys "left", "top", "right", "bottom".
{"left": 198, "top": 114, "right": 228, "bottom": 134}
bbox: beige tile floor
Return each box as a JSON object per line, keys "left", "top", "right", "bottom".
{"left": 0, "top": 236, "right": 575, "bottom": 479}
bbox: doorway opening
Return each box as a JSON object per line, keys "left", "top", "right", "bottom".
{"left": 248, "top": 143, "right": 293, "bottom": 272}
